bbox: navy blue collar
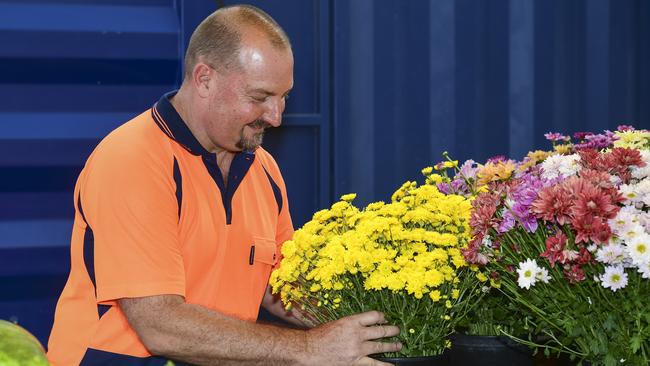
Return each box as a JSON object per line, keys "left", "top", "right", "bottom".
{"left": 152, "top": 90, "right": 212, "bottom": 156}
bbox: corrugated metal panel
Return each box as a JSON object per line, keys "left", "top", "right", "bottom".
{"left": 333, "top": 0, "right": 650, "bottom": 206}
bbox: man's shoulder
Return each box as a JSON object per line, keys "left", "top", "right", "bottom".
{"left": 85, "top": 109, "right": 174, "bottom": 174}
{"left": 95, "top": 110, "right": 171, "bottom": 158}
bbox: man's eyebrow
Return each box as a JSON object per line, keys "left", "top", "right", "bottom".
{"left": 248, "top": 88, "right": 292, "bottom": 96}
{"left": 248, "top": 88, "right": 275, "bottom": 95}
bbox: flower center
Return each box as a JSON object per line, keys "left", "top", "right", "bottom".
{"left": 612, "top": 274, "right": 620, "bottom": 283}
{"left": 638, "top": 244, "right": 647, "bottom": 254}
{"left": 524, "top": 270, "right": 532, "bottom": 278}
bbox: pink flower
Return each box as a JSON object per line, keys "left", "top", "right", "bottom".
{"left": 461, "top": 237, "right": 489, "bottom": 265}
{"left": 532, "top": 185, "right": 573, "bottom": 225}
{"left": 572, "top": 182, "right": 619, "bottom": 220}
{"left": 563, "top": 264, "right": 586, "bottom": 283}
{"left": 545, "top": 132, "right": 570, "bottom": 142}
{"left": 611, "top": 147, "right": 645, "bottom": 168}
{"left": 540, "top": 232, "right": 568, "bottom": 267}
{"left": 572, "top": 215, "right": 612, "bottom": 244}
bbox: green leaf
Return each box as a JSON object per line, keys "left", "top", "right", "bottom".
{"left": 604, "top": 354, "right": 617, "bottom": 366}
{"left": 631, "top": 335, "right": 642, "bottom": 353}
{"left": 603, "top": 315, "right": 616, "bottom": 332}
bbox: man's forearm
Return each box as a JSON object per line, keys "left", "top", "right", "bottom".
{"left": 120, "top": 296, "right": 308, "bottom": 366}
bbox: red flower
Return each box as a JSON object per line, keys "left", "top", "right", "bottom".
{"left": 540, "top": 232, "right": 568, "bottom": 267}
{"left": 572, "top": 182, "right": 619, "bottom": 220}
{"left": 579, "top": 149, "right": 611, "bottom": 172}
{"left": 574, "top": 247, "right": 593, "bottom": 266}
{"left": 532, "top": 185, "right": 573, "bottom": 225}
{"left": 559, "top": 249, "right": 579, "bottom": 264}
{"left": 579, "top": 169, "right": 614, "bottom": 190}
{"left": 563, "top": 264, "right": 586, "bottom": 283}
{"left": 611, "top": 147, "right": 645, "bottom": 168}
{"left": 572, "top": 215, "right": 612, "bottom": 244}
{"left": 470, "top": 204, "right": 498, "bottom": 237}
{"left": 461, "top": 237, "right": 489, "bottom": 265}
{"left": 470, "top": 193, "right": 501, "bottom": 236}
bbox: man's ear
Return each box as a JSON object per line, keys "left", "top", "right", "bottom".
{"left": 192, "top": 63, "right": 213, "bottom": 98}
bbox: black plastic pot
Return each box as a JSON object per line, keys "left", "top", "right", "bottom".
{"left": 449, "top": 334, "right": 535, "bottom": 366}
{"left": 374, "top": 352, "right": 449, "bottom": 366}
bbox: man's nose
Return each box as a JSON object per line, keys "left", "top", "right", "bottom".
{"left": 263, "top": 99, "right": 283, "bottom": 127}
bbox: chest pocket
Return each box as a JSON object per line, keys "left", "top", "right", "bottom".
{"left": 252, "top": 236, "right": 277, "bottom": 266}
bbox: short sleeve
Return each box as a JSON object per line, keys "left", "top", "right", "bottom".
{"left": 80, "top": 142, "right": 185, "bottom": 303}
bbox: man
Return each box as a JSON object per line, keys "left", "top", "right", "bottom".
{"left": 47, "top": 4, "right": 401, "bottom": 366}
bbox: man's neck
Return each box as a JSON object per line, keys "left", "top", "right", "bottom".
{"left": 169, "top": 88, "right": 235, "bottom": 184}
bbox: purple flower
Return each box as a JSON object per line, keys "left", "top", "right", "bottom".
{"left": 458, "top": 160, "right": 478, "bottom": 180}
{"left": 451, "top": 179, "right": 467, "bottom": 193}
{"left": 498, "top": 211, "right": 515, "bottom": 233}
{"left": 617, "top": 125, "right": 635, "bottom": 132}
{"left": 501, "top": 173, "right": 544, "bottom": 233}
{"left": 544, "top": 132, "right": 570, "bottom": 142}
{"left": 487, "top": 155, "right": 508, "bottom": 163}
{"left": 575, "top": 132, "right": 617, "bottom": 150}
{"left": 436, "top": 182, "right": 451, "bottom": 195}
{"left": 573, "top": 132, "right": 591, "bottom": 140}
{"left": 519, "top": 215, "right": 539, "bottom": 233}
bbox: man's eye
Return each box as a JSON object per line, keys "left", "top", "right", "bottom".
{"left": 252, "top": 96, "right": 267, "bottom": 102}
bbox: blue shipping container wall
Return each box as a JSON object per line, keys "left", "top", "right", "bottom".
{"left": 0, "top": 0, "right": 648, "bottom": 346}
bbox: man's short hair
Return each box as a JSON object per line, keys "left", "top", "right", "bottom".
{"left": 183, "top": 4, "right": 291, "bottom": 77}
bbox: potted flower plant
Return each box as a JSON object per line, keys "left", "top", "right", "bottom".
{"left": 434, "top": 156, "right": 544, "bottom": 366}
{"left": 270, "top": 170, "right": 484, "bottom": 364}
{"left": 461, "top": 126, "right": 650, "bottom": 366}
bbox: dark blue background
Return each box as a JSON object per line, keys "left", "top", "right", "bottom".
{"left": 0, "top": 0, "right": 648, "bottom": 346}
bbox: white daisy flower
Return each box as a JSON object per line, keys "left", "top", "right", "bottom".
{"left": 638, "top": 212, "right": 650, "bottom": 232}
{"left": 619, "top": 223, "right": 646, "bottom": 243}
{"left": 619, "top": 184, "right": 643, "bottom": 205}
{"left": 596, "top": 243, "right": 627, "bottom": 265}
{"left": 481, "top": 235, "right": 493, "bottom": 248}
{"left": 637, "top": 261, "right": 650, "bottom": 279}
{"left": 600, "top": 266, "right": 628, "bottom": 292}
{"left": 608, "top": 206, "right": 640, "bottom": 236}
{"left": 626, "top": 233, "right": 650, "bottom": 266}
{"left": 536, "top": 267, "right": 551, "bottom": 284}
{"left": 517, "top": 259, "right": 539, "bottom": 289}
{"left": 631, "top": 165, "right": 650, "bottom": 180}
{"left": 540, "top": 154, "right": 581, "bottom": 180}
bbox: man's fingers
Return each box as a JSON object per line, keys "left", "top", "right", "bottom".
{"left": 362, "top": 325, "right": 401, "bottom": 340}
{"left": 355, "top": 356, "right": 395, "bottom": 366}
{"left": 352, "top": 310, "right": 387, "bottom": 326}
{"left": 362, "top": 340, "right": 403, "bottom": 356}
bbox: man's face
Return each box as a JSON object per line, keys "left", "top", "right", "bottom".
{"left": 202, "top": 36, "right": 294, "bottom": 153}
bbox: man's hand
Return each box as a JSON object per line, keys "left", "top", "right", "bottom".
{"left": 304, "top": 311, "right": 402, "bottom": 366}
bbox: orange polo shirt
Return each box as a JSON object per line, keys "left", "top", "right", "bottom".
{"left": 47, "top": 91, "right": 294, "bottom": 365}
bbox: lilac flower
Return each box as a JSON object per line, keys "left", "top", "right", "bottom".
{"left": 617, "top": 125, "right": 635, "bottom": 132}
{"left": 451, "top": 179, "right": 467, "bottom": 193}
{"left": 544, "top": 132, "right": 570, "bottom": 142}
{"left": 575, "top": 132, "right": 617, "bottom": 150}
{"left": 436, "top": 182, "right": 451, "bottom": 195}
{"left": 501, "top": 173, "right": 544, "bottom": 233}
{"left": 498, "top": 211, "right": 516, "bottom": 233}
{"left": 573, "top": 132, "right": 591, "bottom": 140}
{"left": 487, "top": 155, "right": 508, "bottom": 163}
{"left": 458, "top": 160, "right": 478, "bottom": 180}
